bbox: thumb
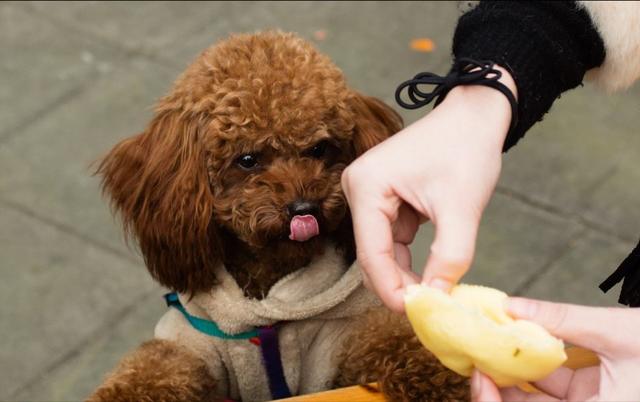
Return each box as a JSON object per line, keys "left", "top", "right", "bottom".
{"left": 422, "top": 212, "right": 479, "bottom": 291}
{"left": 507, "top": 297, "right": 624, "bottom": 354}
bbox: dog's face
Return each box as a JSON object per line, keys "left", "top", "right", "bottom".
{"left": 98, "top": 32, "right": 402, "bottom": 295}
{"left": 208, "top": 120, "right": 349, "bottom": 251}
{"left": 203, "top": 45, "right": 354, "bottom": 251}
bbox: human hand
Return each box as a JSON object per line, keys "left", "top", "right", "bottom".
{"left": 471, "top": 298, "right": 640, "bottom": 402}
{"left": 341, "top": 67, "right": 516, "bottom": 312}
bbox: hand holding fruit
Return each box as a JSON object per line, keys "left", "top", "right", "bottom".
{"left": 404, "top": 284, "right": 567, "bottom": 387}
{"left": 429, "top": 295, "right": 640, "bottom": 402}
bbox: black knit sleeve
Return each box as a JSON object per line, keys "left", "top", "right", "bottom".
{"left": 453, "top": 1, "right": 605, "bottom": 151}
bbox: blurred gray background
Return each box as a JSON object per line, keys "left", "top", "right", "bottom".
{"left": 2, "top": 1, "right": 639, "bottom": 401}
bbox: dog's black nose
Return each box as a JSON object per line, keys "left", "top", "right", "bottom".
{"left": 288, "top": 200, "right": 318, "bottom": 217}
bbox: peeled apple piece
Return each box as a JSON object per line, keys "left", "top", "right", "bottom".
{"left": 404, "top": 284, "right": 567, "bottom": 387}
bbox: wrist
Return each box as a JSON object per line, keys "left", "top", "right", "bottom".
{"left": 441, "top": 65, "right": 516, "bottom": 149}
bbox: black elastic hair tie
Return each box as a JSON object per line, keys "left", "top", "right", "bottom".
{"left": 395, "top": 58, "right": 518, "bottom": 134}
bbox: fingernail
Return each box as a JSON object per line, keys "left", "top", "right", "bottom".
{"left": 426, "top": 277, "right": 451, "bottom": 292}
{"left": 471, "top": 370, "right": 482, "bottom": 400}
{"left": 506, "top": 297, "right": 534, "bottom": 319}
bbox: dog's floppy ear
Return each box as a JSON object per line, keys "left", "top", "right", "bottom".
{"left": 97, "top": 107, "right": 221, "bottom": 294}
{"left": 349, "top": 91, "right": 403, "bottom": 156}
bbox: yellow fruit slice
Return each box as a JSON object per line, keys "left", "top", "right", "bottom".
{"left": 404, "top": 284, "right": 567, "bottom": 387}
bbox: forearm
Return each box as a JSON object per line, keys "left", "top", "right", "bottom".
{"left": 442, "top": 64, "right": 517, "bottom": 152}
{"left": 453, "top": 1, "right": 605, "bottom": 150}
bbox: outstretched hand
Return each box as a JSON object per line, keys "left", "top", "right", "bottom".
{"left": 342, "top": 68, "right": 515, "bottom": 312}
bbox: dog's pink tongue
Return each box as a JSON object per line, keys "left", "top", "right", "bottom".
{"left": 289, "top": 215, "right": 320, "bottom": 242}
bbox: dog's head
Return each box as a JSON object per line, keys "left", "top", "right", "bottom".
{"left": 98, "top": 31, "right": 402, "bottom": 295}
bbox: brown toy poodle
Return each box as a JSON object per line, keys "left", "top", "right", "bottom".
{"left": 89, "top": 31, "right": 468, "bottom": 402}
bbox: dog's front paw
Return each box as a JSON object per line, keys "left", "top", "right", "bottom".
{"left": 335, "top": 308, "right": 469, "bottom": 402}
{"left": 375, "top": 344, "right": 469, "bottom": 402}
{"left": 87, "top": 339, "right": 220, "bottom": 402}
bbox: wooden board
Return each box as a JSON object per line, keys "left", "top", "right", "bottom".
{"left": 279, "top": 383, "right": 385, "bottom": 402}
{"left": 564, "top": 345, "right": 599, "bottom": 369}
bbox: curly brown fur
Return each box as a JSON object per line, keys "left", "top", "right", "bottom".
{"left": 97, "top": 31, "right": 401, "bottom": 298}
{"left": 87, "top": 339, "right": 219, "bottom": 402}
{"left": 335, "top": 308, "right": 470, "bottom": 402}
{"left": 94, "top": 30, "right": 444, "bottom": 402}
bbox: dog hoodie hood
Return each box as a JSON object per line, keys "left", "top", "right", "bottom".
{"left": 154, "top": 246, "right": 379, "bottom": 401}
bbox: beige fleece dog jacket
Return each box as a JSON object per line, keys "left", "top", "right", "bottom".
{"left": 154, "top": 247, "right": 379, "bottom": 401}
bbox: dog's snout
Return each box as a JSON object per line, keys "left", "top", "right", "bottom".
{"left": 288, "top": 200, "right": 318, "bottom": 217}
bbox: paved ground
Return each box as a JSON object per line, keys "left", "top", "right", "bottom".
{"left": 2, "top": 2, "right": 640, "bottom": 401}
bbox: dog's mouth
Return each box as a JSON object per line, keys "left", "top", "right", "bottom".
{"left": 288, "top": 214, "right": 320, "bottom": 242}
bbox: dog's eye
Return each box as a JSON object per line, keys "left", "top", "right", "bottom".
{"left": 236, "top": 154, "right": 259, "bottom": 170}
{"left": 307, "top": 141, "right": 328, "bottom": 159}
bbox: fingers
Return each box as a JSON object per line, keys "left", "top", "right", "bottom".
{"left": 529, "top": 366, "right": 575, "bottom": 399}
{"left": 561, "top": 366, "right": 599, "bottom": 401}
{"left": 343, "top": 165, "right": 422, "bottom": 312}
{"left": 391, "top": 203, "right": 421, "bottom": 244}
{"left": 393, "top": 243, "right": 412, "bottom": 272}
{"left": 471, "top": 370, "right": 502, "bottom": 402}
{"left": 528, "top": 366, "right": 599, "bottom": 401}
{"left": 343, "top": 172, "right": 407, "bottom": 311}
{"left": 422, "top": 212, "right": 479, "bottom": 291}
{"left": 506, "top": 297, "right": 628, "bottom": 354}
{"left": 391, "top": 205, "right": 421, "bottom": 283}
{"left": 500, "top": 387, "right": 561, "bottom": 402}
{"left": 391, "top": 205, "right": 419, "bottom": 272}
{"left": 472, "top": 368, "right": 569, "bottom": 402}
{"left": 353, "top": 207, "right": 408, "bottom": 312}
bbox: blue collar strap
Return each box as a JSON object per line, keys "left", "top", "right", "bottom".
{"left": 164, "top": 292, "right": 258, "bottom": 339}
{"left": 163, "top": 292, "right": 293, "bottom": 399}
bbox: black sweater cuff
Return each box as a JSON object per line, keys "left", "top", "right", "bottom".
{"left": 452, "top": 1, "right": 605, "bottom": 151}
